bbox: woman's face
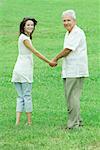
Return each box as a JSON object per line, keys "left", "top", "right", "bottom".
{"left": 24, "top": 20, "right": 34, "bottom": 35}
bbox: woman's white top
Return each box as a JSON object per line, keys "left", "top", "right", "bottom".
{"left": 12, "top": 34, "right": 33, "bottom": 83}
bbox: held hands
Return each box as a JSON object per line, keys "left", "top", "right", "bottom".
{"left": 49, "top": 58, "right": 57, "bottom": 67}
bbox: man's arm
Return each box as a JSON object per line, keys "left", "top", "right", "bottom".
{"left": 54, "top": 48, "right": 71, "bottom": 61}
{"left": 51, "top": 48, "right": 72, "bottom": 64}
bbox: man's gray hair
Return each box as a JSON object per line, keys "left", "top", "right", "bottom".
{"left": 62, "top": 10, "right": 76, "bottom": 20}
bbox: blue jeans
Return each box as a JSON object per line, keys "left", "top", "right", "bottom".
{"left": 14, "top": 82, "right": 33, "bottom": 112}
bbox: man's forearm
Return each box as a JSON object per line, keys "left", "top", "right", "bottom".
{"left": 55, "top": 48, "right": 71, "bottom": 61}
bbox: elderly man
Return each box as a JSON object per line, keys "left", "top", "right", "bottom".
{"left": 50, "top": 10, "right": 89, "bottom": 129}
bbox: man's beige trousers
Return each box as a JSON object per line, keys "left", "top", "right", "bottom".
{"left": 63, "top": 77, "right": 84, "bottom": 128}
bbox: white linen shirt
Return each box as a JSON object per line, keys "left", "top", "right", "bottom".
{"left": 12, "top": 34, "right": 33, "bottom": 83}
{"left": 62, "top": 25, "right": 89, "bottom": 78}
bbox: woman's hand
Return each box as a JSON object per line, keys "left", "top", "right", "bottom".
{"left": 49, "top": 59, "right": 57, "bottom": 67}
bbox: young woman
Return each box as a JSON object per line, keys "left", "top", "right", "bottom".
{"left": 12, "top": 17, "right": 56, "bottom": 125}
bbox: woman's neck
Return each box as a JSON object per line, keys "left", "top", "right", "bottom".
{"left": 24, "top": 31, "right": 30, "bottom": 37}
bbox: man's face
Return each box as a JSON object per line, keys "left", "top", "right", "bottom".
{"left": 62, "top": 15, "right": 76, "bottom": 32}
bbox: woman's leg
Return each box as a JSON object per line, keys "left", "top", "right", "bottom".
{"left": 16, "top": 112, "right": 21, "bottom": 125}
{"left": 14, "top": 82, "right": 24, "bottom": 125}
{"left": 26, "top": 112, "right": 32, "bottom": 125}
{"left": 22, "top": 83, "right": 32, "bottom": 124}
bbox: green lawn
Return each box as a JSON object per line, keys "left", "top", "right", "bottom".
{"left": 0, "top": 0, "right": 100, "bottom": 150}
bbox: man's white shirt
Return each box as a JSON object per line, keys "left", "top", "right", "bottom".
{"left": 62, "top": 25, "right": 89, "bottom": 78}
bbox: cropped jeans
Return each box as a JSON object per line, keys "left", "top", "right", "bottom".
{"left": 14, "top": 82, "right": 33, "bottom": 112}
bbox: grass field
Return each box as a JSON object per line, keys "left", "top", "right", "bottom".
{"left": 0, "top": 0, "right": 100, "bottom": 150}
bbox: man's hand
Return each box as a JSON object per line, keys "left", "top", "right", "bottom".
{"left": 49, "top": 58, "right": 57, "bottom": 67}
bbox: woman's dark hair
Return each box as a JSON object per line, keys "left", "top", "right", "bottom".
{"left": 19, "top": 17, "right": 37, "bottom": 39}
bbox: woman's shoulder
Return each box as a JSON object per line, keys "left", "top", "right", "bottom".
{"left": 19, "top": 33, "right": 30, "bottom": 41}
{"left": 19, "top": 33, "right": 28, "bottom": 38}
